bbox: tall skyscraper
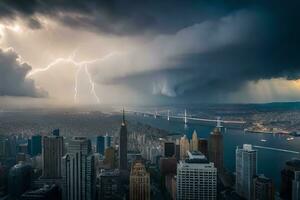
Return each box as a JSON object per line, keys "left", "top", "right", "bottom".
{"left": 179, "top": 135, "right": 189, "bottom": 160}
{"left": 190, "top": 130, "right": 198, "bottom": 151}
{"left": 96, "top": 136, "right": 105, "bottom": 155}
{"left": 236, "top": 144, "right": 257, "bottom": 200}
{"left": 42, "top": 135, "right": 64, "bottom": 179}
{"left": 208, "top": 127, "right": 223, "bottom": 172}
{"left": 176, "top": 151, "right": 217, "bottom": 200}
{"left": 129, "top": 162, "right": 150, "bottom": 200}
{"left": 62, "top": 137, "right": 95, "bottom": 200}
{"left": 164, "top": 142, "right": 175, "bottom": 157}
{"left": 119, "top": 109, "right": 128, "bottom": 171}
{"left": 198, "top": 138, "right": 208, "bottom": 158}
{"left": 253, "top": 175, "right": 274, "bottom": 200}
{"left": 104, "top": 135, "right": 112, "bottom": 150}
{"left": 280, "top": 159, "right": 300, "bottom": 200}
{"left": 31, "top": 135, "right": 42, "bottom": 156}
{"left": 98, "top": 170, "right": 122, "bottom": 200}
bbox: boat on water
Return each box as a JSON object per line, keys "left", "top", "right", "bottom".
{"left": 287, "top": 137, "right": 294, "bottom": 141}
{"left": 260, "top": 139, "right": 267, "bottom": 142}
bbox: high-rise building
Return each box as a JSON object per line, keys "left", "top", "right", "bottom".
{"left": 164, "top": 142, "right": 175, "bottom": 157}
{"left": 52, "top": 129, "right": 60, "bottom": 137}
{"left": 280, "top": 159, "right": 300, "bottom": 200}
{"left": 179, "top": 135, "right": 189, "bottom": 160}
{"left": 198, "top": 138, "right": 208, "bottom": 158}
{"left": 253, "top": 175, "right": 274, "bottom": 200}
{"left": 190, "top": 130, "right": 198, "bottom": 151}
{"left": 176, "top": 151, "right": 217, "bottom": 200}
{"left": 62, "top": 137, "right": 95, "bottom": 200}
{"left": 236, "top": 144, "right": 257, "bottom": 200}
{"left": 159, "top": 157, "right": 177, "bottom": 176}
{"left": 104, "top": 135, "right": 112, "bottom": 150}
{"left": 31, "top": 135, "right": 42, "bottom": 156}
{"left": 119, "top": 109, "right": 128, "bottom": 171}
{"left": 103, "top": 147, "right": 117, "bottom": 169}
{"left": 208, "top": 127, "right": 223, "bottom": 172}
{"left": 42, "top": 135, "right": 64, "bottom": 179}
{"left": 175, "top": 144, "right": 180, "bottom": 161}
{"left": 96, "top": 136, "right": 105, "bottom": 155}
{"left": 8, "top": 162, "right": 32, "bottom": 199}
{"left": 130, "top": 162, "right": 150, "bottom": 200}
{"left": 98, "top": 170, "right": 122, "bottom": 200}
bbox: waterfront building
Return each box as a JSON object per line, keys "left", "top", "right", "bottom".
{"left": 236, "top": 144, "right": 257, "bottom": 200}
{"left": 253, "top": 175, "right": 274, "bottom": 200}
{"left": 208, "top": 127, "right": 224, "bottom": 172}
{"left": 176, "top": 151, "right": 217, "bottom": 200}
{"left": 190, "top": 130, "right": 198, "bottom": 151}
{"left": 129, "top": 162, "right": 150, "bottom": 200}
{"left": 62, "top": 137, "right": 96, "bottom": 200}
{"left": 164, "top": 142, "right": 175, "bottom": 157}
{"left": 119, "top": 109, "right": 128, "bottom": 171}
{"left": 280, "top": 159, "right": 300, "bottom": 200}
{"left": 42, "top": 135, "right": 64, "bottom": 179}
{"left": 179, "top": 135, "right": 189, "bottom": 160}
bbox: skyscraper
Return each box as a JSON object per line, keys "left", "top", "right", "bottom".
{"left": 190, "top": 130, "right": 198, "bottom": 151}
{"left": 176, "top": 151, "right": 217, "bottom": 200}
{"left": 198, "top": 138, "right": 208, "bottom": 158}
{"left": 119, "top": 109, "right": 128, "bottom": 171}
{"left": 179, "top": 135, "right": 189, "bottom": 160}
{"left": 31, "top": 135, "right": 42, "bottom": 156}
{"left": 280, "top": 159, "right": 300, "bottom": 200}
{"left": 208, "top": 127, "right": 223, "bottom": 172}
{"left": 164, "top": 142, "right": 175, "bottom": 157}
{"left": 129, "top": 161, "right": 150, "bottom": 200}
{"left": 104, "top": 135, "right": 112, "bottom": 150}
{"left": 42, "top": 135, "right": 64, "bottom": 179}
{"left": 62, "top": 137, "right": 95, "bottom": 200}
{"left": 52, "top": 129, "right": 60, "bottom": 137}
{"left": 98, "top": 170, "right": 122, "bottom": 200}
{"left": 96, "top": 136, "right": 105, "bottom": 155}
{"left": 253, "top": 175, "right": 274, "bottom": 200}
{"left": 236, "top": 144, "right": 257, "bottom": 200}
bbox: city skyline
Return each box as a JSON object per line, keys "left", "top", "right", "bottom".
{"left": 0, "top": 1, "right": 300, "bottom": 106}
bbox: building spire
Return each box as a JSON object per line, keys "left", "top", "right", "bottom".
{"left": 122, "top": 107, "right": 125, "bottom": 124}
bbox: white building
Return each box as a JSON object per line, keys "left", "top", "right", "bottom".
{"left": 236, "top": 144, "right": 257, "bottom": 200}
{"left": 176, "top": 151, "right": 217, "bottom": 200}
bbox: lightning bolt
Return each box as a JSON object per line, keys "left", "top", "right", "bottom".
{"left": 84, "top": 64, "right": 100, "bottom": 103}
{"left": 26, "top": 51, "right": 117, "bottom": 104}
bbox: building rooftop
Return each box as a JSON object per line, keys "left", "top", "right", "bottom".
{"left": 185, "top": 151, "right": 209, "bottom": 164}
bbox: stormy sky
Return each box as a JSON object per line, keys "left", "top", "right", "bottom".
{"left": 0, "top": 0, "right": 300, "bottom": 105}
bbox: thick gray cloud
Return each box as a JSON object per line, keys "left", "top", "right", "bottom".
{"left": 0, "top": 48, "right": 47, "bottom": 97}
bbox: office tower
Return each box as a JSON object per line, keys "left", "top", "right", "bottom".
{"left": 96, "top": 136, "right": 105, "bottom": 155}
{"left": 31, "top": 135, "right": 42, "bottom": 156}
{"left": 190, "top": 130, "right": 198, "bottom": 151}
{"left": 18, "top": 144, "right": 28, "bottom": 154}
{"left": 208, "top": 127, "right": 223, "bottom": 172}
{"left": 130, "top": 162, "right": 150, "bottom": 200}
{"left": 27, "top": 139, "right": 32, "bottom": 155}
{"left": 98, "top": 170, "right": 122, "bottom": 200}
{"left": 175, "top": 144, "right": 180, "bottom": 161}
{"left": 159, "top": 157, "right": 177, "bottom": 176}
{"left": 253, "top": 175, "right": 274, "bottom": 200}
{"left": 292, "top": 171, "right": 300, "bottom": 200}
{"left": 176, "top": 151, "right": 217, "bottom": 200}
{"left": 103, "top": 147, "right": 117, "bottom": 169}
{"left": 8, "top": 162, "right": 32, "bottom": 199}
{"left": 20, "top": 184, "right": 62, "bottom": 200}
{"left": 236, "top": 144, "right": 257, "bottom": 200}
{"left": 119, "top": 109, "right": 128, "bottom": 171}
{"left": 42, "top": 135, "right": 64, "bottom": 179}
{"left": 280, "top": 159, "right": 300, "bottom": 200}
{"left": 179, "top": 135, "right": 189, "bottom": 160}
{"left": 62, "top": 137, "right": 95, "bottom": 200}
{"left": 164, "top": 142, "right": 175, "bottom": 157}
{"left": 104, "top": 135, "right": 112, "bottom": 150}
{"left": 198, "top": 138, "right": 208, "bottom": 158}
{"left": 52, "top": 129, "right": 60, "bottom": 136}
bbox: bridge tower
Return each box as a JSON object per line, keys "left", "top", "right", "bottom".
{"left": 167, "top": 110, "right": 170, "bottom": 121}
{"left": 184, "top": 109, "right": 187, "bottom": 124}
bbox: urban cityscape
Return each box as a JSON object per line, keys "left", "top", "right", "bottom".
{"left": 1, "top": 0, "right": 300, "bottom": 200}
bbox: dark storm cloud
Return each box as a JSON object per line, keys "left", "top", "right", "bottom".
{"left": 0, "top": 48, "right": 47, "bottom": 97}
